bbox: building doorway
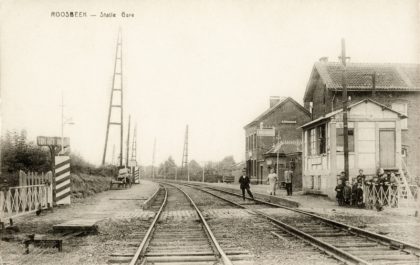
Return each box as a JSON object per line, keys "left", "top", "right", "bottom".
{"left": 379, "top": 130, "right": 396, "bottom": 168}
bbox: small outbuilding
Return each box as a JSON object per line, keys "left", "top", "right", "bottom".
{"left": 263, "top": 140, "right": 303, "bottom": 190}
{"left": 300, "top": 99, "right": 407, "bottom": 199}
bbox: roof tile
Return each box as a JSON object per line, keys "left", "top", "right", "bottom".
{"left": 315, "top": 62, "right": 420, "bottom": 91}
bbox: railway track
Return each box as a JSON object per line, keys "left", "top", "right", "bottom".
{"left": 180, "top": 182, "right": 420, "bottom": 265}
{"left": 126, "top": 183, "right": 237, "bottom": 265}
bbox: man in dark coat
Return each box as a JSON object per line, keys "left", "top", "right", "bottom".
{"left": 238, "top": 168, "right": 254, "bottom": 201}
{"left": 284, "top": 169, "right": 293, "bottom": 196}
{"left": 335, "top": 179, "right": 344, "bottom": 206}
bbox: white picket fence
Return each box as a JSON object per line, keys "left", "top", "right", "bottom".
{"left": 19, "top": 170, "right": 52, "bottom": 186}
{"left": 0, "top": 171, "right": 52, "bottom": 224}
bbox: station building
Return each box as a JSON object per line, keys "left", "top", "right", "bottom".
{"left": 244, "top": 97, "right": 311, "bottom": 186}
{"left": 263, "top": 140, "right": 303, "bottom": 190}
{"left": 301, "top": 99, "right": 406, "bottom": 198}
{"left": 303, "top": 60, "right": 420, "bottom": 178}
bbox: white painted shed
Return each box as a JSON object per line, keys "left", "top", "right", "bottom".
{"left": 300, "top": 99, "right": 407, "bottom": 199}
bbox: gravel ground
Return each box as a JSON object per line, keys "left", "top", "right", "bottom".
{"left": 0, "top": 181, "right": 159, "bottom": 265}
{"left": 181, "top": 185, "right": 340, "bottom": 265}
{"left": 303, "top": 207, "right": 420, "bottom": 246}
{"left": 204, "top": 183, "right": 420, "bottom": 247}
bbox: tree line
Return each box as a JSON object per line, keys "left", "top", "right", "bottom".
{"left": 0, "top": 130, "right": 115, "bottom": 187}
{"left": 144, "top": 155, "right": 243, "bottom": 182}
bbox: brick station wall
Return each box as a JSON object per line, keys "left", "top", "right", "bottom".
{"left": 245, "top": 99, "right": 310, "bottom": 183}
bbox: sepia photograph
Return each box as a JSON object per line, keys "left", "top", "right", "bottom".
{"left": 0, "top": 0, "right": 419, "bottom": 264}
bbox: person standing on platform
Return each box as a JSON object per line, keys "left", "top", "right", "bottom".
{"left": 356, "top": 169, "right": 366, "bottom": 184}
{"left": 343, "top": 180, "right": 352, "bottom": 206}
{"left": 239, "top": 168, "right": 254, "bottom": 201}
{"left": 356, "top": 183, "right": 364, "bottom": 208}
{"left": 266, "top": 168, "right": 278, "bottom": 196}
{"left": 335, "top": 179, "right": 344, "bottom": 206}
{"left": 284, "top": 168, "right": 293, "bottom": 196}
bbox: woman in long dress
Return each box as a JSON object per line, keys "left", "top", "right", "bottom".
{"left": 266, "top": 168, "right": 278, "bottom": 195}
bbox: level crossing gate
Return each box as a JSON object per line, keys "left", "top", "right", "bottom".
{"left": 0, "top": 171, "right": 52, "bottom": 225}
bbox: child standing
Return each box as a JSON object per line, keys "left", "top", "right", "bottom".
{"left": 335, "top": 179, "right": 344, "bottom": 206}
{"left": 356, "top": 183, "right": 364, "bottom": 208}
{"left": 343, "top": 180, "right": 352, "bottom": 206}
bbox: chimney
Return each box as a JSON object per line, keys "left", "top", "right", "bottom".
{"left": 269, "top": 96, "right": 281, "bottom": 108}
{"left": 319, "top": 57, "right": 328, "bottom": 63}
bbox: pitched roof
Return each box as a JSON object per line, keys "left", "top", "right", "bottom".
{"left": 304, "top": 62, "right": 420, "bottom": 100}
{"left": 299, "top": 98, "right": 408, "bottom": 129}
{"left": 265, "top": 141, "right": 302, "bottom": 155}
{"left": 244, "top": 97, "right": 310, "bottom": 129}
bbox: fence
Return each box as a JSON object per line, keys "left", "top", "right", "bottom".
{"left": 363, "top": 184, "right": 399, "bottom": 209}
{"left": 0, "top": 171, "right": 52, "bottom": 223}
{"left": 19, "top": 171, "right": 51, "bottom": 186}
{"left": 363, "top": 183, "right": 419, "bottom": 209}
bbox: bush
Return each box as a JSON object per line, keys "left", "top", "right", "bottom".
{"left": 1, "top": 130, "right": 116, "bottom": 188}
{"left": 1, "top": 130, "right": 51, "bottom": 174}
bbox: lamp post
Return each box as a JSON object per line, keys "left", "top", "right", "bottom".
{"left": 202, "top": 161, "right": 206, "bottom": 182}
{"left": 339, "top": 38, "right": 350, "bottom": 181}
{"left": 275, "top": 133, "right": 281, "bottom": 176}
{"left": 60, "top": 94, "right": 74, "bottom": 155}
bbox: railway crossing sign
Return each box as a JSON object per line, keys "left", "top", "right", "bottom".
{"left": 37, "top": 136, "right": 70, "bottom": 147}
{"left": 37, "top": 136, "right": 71, "bottom": 205}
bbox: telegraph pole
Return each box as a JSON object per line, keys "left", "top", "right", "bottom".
{"left": 202, "top": 162, "right": 205, "bottom": 182}
{"left": 131, "top": 124, "right": 137, "bottom": 162}
{"left": 340, "top": 38, "right": 350, "bottom": 180}
{"left": 152, "top": 138, "right": 156, "bottom": 179}
{"left": 181, "top": 125, "right": 189, "bottom": 181}
{"left": 102, "top": 29, "right": 124, "bottom": 166}
{"left": 125, "top": 115, "right": 131, "bottom": 168}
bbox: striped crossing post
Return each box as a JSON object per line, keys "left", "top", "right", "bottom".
{"left": 134, "top": 168, "right": 140, "bottom": 184}
{"left": 55, "top": 156, "right": 71, "bottom": 205}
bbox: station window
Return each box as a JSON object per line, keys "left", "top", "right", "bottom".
{"left": 310, "top": 175, "right": 315, "bottom": 189}
{"left": 336, "top": 128, "right": 354, "bottom": 152}
{"left": 307, "top": 124, "right": 327, "bottom": 155}
{"left": 317, "top": 176, "right": 322, "bottom": 190}
{"left": 402, "top": 146, "right": 408, "bottom": 158}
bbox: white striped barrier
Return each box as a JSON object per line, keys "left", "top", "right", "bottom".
{"left": 134, "top": 168, "right": 140, "bottom": 184}
{"left": 55, "top": 156, "right": 71, "bottom": 205}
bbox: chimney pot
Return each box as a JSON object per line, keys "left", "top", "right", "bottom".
{"left": 269, "top": 96, "right": 281, "bottom": 108}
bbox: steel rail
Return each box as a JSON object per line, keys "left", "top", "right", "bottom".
{"left": 196, "top": 184, "right": 420, "bottom": 256}
{"left": 180, "top": 182, "right": 369, "bottom": 265}
{"left": 129, "top": 185, "right": 168, "bottom": 265}
{"left": 164, "top": 182, "right": 233, "bottom": 265}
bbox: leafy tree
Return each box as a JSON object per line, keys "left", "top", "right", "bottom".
{"left": 157, "top": 156, "right": 178, "bottom": 179}
{"left": 1, "top": 130, "right": 51, "bottom": 174}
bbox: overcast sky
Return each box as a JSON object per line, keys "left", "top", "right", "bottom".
{"left": 1, "top": 0, "right": 419, "bottom": 166}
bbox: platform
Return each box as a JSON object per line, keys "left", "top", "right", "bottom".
{"left": 53, "top": 218, "right": 100, "bottom": 233}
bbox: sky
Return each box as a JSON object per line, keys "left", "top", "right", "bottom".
{"left": 1, "top": 0, "right": 419, "bottom": 166}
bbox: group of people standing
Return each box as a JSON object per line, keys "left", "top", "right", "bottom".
{"left": 335, "top": 168, "right": 399, "bottom": 208}
{"left": 238, "top": 167, "right": 294, "bottom": 201}
{"left": 335, "top": 169, "right": 365, "bottom": 207}
{"left": 266, "top": 168, "right": 293, "bottom": 196}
